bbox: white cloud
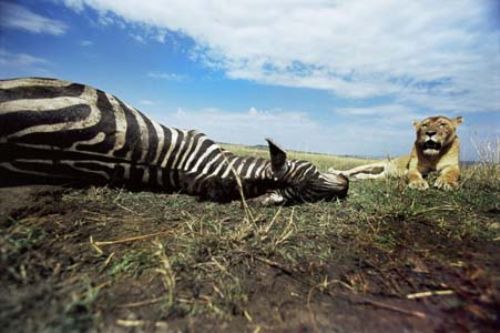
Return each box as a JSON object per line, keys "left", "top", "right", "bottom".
{"left": 140, "top": 105, "right": 416, "bottom": 158}
{"left": 147, "top": 72, "right": 187, "bottom": 81}
{"left": 130, "top": 34, "right": 146, "bottom": 44}
{"left": 0, "top": 2, "right": 68, "bottom": 35}
{"left": 336, "top": 105, "right": 414, "bottom": 117}
{"left": 60, "top": 0, "right": 86, "bottom": 12}
{"left": 0, "top": 49, "right": 52, "bottom": 77}
{"left": 79, "top": 40, "right": 93, "bottom": 47}
{"left": 156, "top": 106, "right": 331, "bottom": 153}
{"left": 334, "top": 104, "right": 426, "bottom": 126}
{"left": 60, "top": 0, "right": 499, "bottom": 115}
{"left": 141, "top": 104, "right": 490, "bottom": 161}
{"left": 129, "top": 29, "right": 168, "bottom": 43}
{"left": 139, "top": 99, "right": 155, "bottom": 105}
{"left": 0, "top": 49, "right": 47, "bottom": 67}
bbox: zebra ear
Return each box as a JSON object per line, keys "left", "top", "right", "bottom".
{"left": 265, "top": 138, "right": 287, "bottom": 173}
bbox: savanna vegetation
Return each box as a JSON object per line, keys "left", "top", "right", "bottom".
{"left": 0, "top": 144, "right": 498, "bottom": 332}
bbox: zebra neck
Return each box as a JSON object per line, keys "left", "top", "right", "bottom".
{"left": 212, "top": 153, "right": 273, "bottom": 181}
{"left": 178, "top": 150, "right": 276, "bottom": 202}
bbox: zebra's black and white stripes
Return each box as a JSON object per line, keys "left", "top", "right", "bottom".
{"left": 0, "top": 77, "right": 348, "bottom": 205}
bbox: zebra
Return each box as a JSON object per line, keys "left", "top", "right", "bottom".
{"left": 0, "top": 77, "right": 348, "bottom": 205}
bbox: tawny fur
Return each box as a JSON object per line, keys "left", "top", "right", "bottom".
{"left": 329, "top": 116, "right": 463, "bottom": 191}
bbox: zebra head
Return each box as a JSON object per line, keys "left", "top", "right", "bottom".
{"left": 256, "top": 139, "right": 348, "bottom": 205}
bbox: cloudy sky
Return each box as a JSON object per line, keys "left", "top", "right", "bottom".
{"left": 1, "top": 0, "right": 499, "bottom": 160}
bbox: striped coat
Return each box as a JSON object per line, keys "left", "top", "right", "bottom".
{"left": 0, "top": 78, "right": 348, "bottom": 205}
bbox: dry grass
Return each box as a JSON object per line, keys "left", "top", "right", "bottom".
{"left": 221, "top": 143, "right": 378, "bottom": 171}
{"left": 468, "top": 137, "right": 500, "bottom": 184}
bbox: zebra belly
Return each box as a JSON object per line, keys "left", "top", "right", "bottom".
{"left": 0, "top": 142, "right": 182, "bottom": 191}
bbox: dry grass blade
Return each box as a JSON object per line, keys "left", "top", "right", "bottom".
{"left": 116, "top": 319, "right": 145, "bottom": 327}
{"left": 93, "top": 230, "right": 174, "bottom": 246}
{"left": 406, "top": 290, "right": 454, "bottom": 299}
{"left": 118, "top": 297, "right": 165, "bottom": 308}
{"left": 115, "top": 202, "right": 140, "bottom": 215}
{"left": 89, "top": 235, "right": 103, "bottom": 255}
{"left": 352, "top": 296, "right": 427, "bottom": 319}
{"left": 153, "top": 240, "right": 176, "bottom": 308}
{"left": 219, "top": 147, "right": 255, "bottom": 222}
{"left": 262, "top": 206, "right": 282, "bottom": 235}
{"left": 274, "top": 208, "right": 296, "bottom": 246}
{"left": 100, "top": 252, "right": 115, "bottom": 271}
{"left": 253, "top": 255, "right": 294, "bottom": 276}
{"left": 411, "top": 204, "right": 459, "bottom": 217}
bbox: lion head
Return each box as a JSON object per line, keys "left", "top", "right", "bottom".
{"left": 413, "top": 116, "right": 463, "bottom": 156}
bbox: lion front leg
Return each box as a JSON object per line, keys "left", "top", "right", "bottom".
{"left": 407, "top": 169, "right": 429, "bottom": 190}
{"left": 434, "top": 165, "right": 460, "bottom": 191}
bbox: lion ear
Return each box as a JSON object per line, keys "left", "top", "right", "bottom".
{"left": 453, "top": 116, "right": 463, "bottom": 126}
{"left": 412, "top": 120, "right": 420, "bottom": 129}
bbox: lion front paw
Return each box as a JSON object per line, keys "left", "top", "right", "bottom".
{"left": 408, "top": 179, "right": 429, "bottom": 191}
{"left": 434, "top": 177, "right": 459, "bottom": 191}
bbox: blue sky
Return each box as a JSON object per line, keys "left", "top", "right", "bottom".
{"left": 1, "top": 0, "right": 499, "bottom": 160}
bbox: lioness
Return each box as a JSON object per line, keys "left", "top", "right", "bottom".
{"left": 328, "top": 115, "right": 463, "bottom": 191}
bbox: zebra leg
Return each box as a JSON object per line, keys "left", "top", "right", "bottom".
{"left": 193, "top": 174, "right": 241, "bottom": 203}
{"left": 247, "top": 191, "right": 286, "bottom": 206}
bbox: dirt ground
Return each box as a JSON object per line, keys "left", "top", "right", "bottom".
{"left": 0, "top": 183, "right": 499, "bottom": 333}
